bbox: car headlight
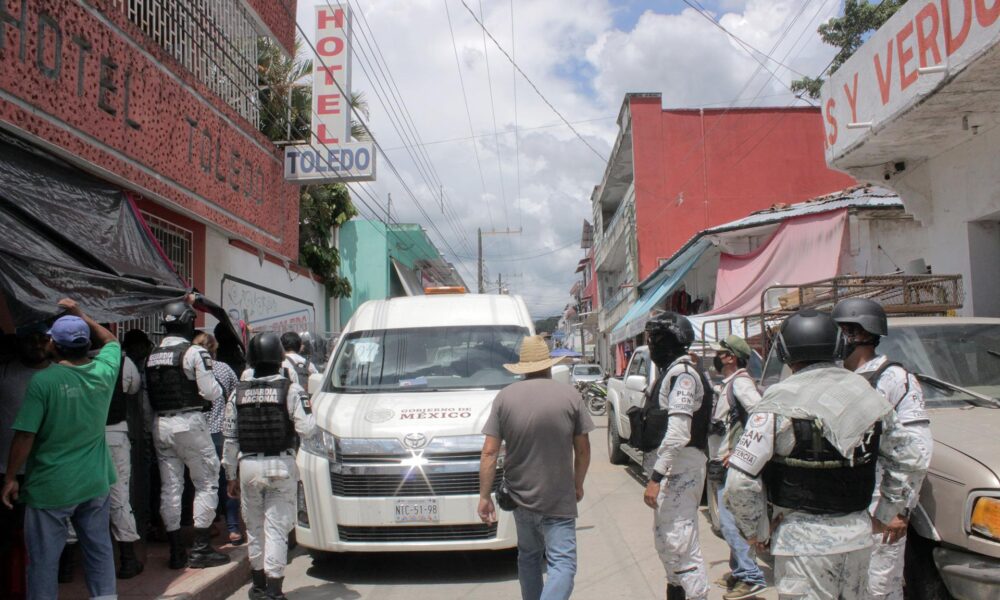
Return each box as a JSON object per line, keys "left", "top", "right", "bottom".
{"left": 970, "top": 496, "right": 1000, "bottom": 541}
{"left": 301, "top": 430, "right": 337, "bottom": 461}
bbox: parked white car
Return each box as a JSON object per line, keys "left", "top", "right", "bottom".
{"left": 296, "top": 293, "right": 533, "bottom": 554}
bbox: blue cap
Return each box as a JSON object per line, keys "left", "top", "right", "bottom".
{"left": 47, "top": 316, "right": 91, "bottom": 348}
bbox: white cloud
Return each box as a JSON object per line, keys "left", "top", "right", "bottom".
{"left": 296, "top": 0, "right": 837, "bottom": 317}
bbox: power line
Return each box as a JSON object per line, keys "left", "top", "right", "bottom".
{"left": 335, "top": 0, "right": 480, "bottom": 263}
{"left": 477, "top": 0, "right": 511, "bottom": 236}
{"left": 444, "top": 0, "right": 495, "bottom": 230}
{"left": 279, "top": 0, "right": 480, "bottom": 285}
{"left": 510, "top": 0, "right": 523, "bottom": 235}
{"left": 457, "top": 0, "right": 608, "bottom": 163}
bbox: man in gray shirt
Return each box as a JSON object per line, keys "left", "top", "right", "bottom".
{"left": 479, "top": 335, "right": 594, "bottom": 600}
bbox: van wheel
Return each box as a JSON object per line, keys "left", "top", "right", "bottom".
{"left": 607, "top": 410, "right": 628, "bottom": 465}
{"left": 903, "top": 530, "right": 953, "bottom": 600}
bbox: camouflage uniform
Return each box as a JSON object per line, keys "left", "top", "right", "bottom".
{"left": 856, "top": 356, "right": 933, "bottom": 600}
{"left": 725, "top": 363, "right": 926, "bottom": 600}
{"left": 643, "top": 356, "right": 709, "bottom": 600}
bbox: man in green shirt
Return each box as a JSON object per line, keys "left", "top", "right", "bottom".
{"left": 2, "top": 299, "right": 121, "bottom": 600}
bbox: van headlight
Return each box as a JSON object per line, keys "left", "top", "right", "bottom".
{"left": 301, "top": 430, "right": 337, "bottom": 461}
{"left": 970, "top": 496, "right": 1000, "bottom": 541}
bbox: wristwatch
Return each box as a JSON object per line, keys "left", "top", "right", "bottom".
{"left": 650, "top": 470, "right": 666, "bottom": 484}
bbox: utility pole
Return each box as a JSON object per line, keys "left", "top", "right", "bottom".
{"left": 478, "top": 228, "right": 522, "bottom": 294}
{"left": 497, "top": 273, "right": 503, "bottom": 294}
{"left": 387, "top": 193, "right": 392, "bottom": 223}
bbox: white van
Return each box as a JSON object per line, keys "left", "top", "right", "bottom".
{"left": 296, "top": 292, "right": 534, "bottom": 553}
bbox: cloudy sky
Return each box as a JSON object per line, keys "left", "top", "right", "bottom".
{"left": 294, "top": 0, "right": 842, "bottom": 317}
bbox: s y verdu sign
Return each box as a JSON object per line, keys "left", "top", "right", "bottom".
{"left": 821, "top": 0, "right": 1000, "bottom": 165}
{"left": 285, "top": 3, "right": 376, "bottom": 182}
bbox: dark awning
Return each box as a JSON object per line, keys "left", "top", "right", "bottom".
{"left": 0, "top": 131, "right": 187, "bottom": 326}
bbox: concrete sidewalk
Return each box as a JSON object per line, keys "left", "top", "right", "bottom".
{"left": 60, "top": 530, "right": 250, "bottom": 600}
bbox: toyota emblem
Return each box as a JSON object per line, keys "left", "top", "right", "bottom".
{"left": 402, "top": 433, "right": 428, "bottom": 449}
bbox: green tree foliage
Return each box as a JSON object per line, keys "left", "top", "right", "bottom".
{"left": 792, "top": 0, "right": 909, "bottom": 99}
{"left": 257, "top": 39, "right": 369, "bottom": 297}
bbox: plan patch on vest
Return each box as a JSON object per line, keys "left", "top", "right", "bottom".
{"left": 729, "top": 413, "right": 774, "bottom": 477}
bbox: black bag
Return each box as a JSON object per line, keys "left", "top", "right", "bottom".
{"left": 496, "top": 479, "right": 517, "bottom": 511}
{"left": 707, "top": 459, "right": 727, "bottom": 484}
{"left": 627, "top": 362, "right": 714, "bottom": 452}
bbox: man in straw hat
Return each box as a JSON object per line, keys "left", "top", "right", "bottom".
{"left": 478, "top": 335, "right": 594, "bottom": 600}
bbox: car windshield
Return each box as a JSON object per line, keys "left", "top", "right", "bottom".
{"left": 328, "top": 325, "right": 528, "bottom": 392}
{"left": 573, "top": 365, "right": 602, "bottom": 376}
{"left": 878, "top": 323, "right": 1000, "bottom": 406}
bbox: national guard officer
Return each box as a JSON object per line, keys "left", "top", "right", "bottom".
{"left": 145, "top": 300, "right": 229, "bottom": 569}
{"left": 725, "top": 310, "right": 926, "bottom": 600}
{"left": 833, "top": 299, "right": 933, "bottom": 600}
{"left": 223, "top": 332, "right": 315, "bottom": 600}
{"left": 638, "top": 312, "right": 713, "bottom": 600}
{"left": 280, "top": 331, "right": 318, "bottom": 385}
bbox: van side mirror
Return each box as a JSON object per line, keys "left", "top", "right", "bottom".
{"left": 308, "top": 373, "right": 324, "bottom": 395}
{"left": 626, "top": 375, "right": 647, "bottom": 393}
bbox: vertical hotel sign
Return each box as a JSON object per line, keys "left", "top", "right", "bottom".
{"left": 284, "top": 4, "right": 377, "bottom": 182}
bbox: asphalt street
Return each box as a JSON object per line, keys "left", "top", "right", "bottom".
{"left": 230, "top": 415, "right": 779, "bottom": 599}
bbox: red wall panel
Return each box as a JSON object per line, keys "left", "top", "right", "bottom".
{"left": 629, "top": 97, "right": 856, "bottom": 280}
{"left": 0, "top": 0, "right": 299, "bottom": 259}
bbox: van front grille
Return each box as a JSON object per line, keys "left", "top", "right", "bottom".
{"left": 337, "top": 523, "right": 498, "bottom": 542}
{"left": 330, "top": 469, "right": 502, "bottom": 497}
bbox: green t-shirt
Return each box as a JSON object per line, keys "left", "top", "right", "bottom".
{"left": 13, "top": 341, "right": 121, "bottom": 508}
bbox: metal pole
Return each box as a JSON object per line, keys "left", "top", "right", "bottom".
{"left": 387, "top": 193, "right": 392, "bottom": 223}
{"left": 478, "top": 228, "right": 484, "bottom": 294}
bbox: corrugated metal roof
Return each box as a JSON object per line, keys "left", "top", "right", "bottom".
{"left": 641, "top": 186, "right": 903, "bottom": 289}
{"left": 702, "top": 185, "right": 902, "bottom": 236}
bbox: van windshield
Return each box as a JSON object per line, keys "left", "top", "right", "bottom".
{"left": 329, "top": 326, "right": 528, "bottom": 392}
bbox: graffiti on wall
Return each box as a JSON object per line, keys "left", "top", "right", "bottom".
{"left": 221, "top": 275, "right": 315, "bottom": 333}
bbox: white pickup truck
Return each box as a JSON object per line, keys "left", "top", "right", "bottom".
{"left": 605, "top": 345, "right": 657, "bottom": 466}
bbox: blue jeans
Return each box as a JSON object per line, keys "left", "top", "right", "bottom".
{"left": 717, "top": 484, "right": 766, "bottom": 586}
{"left": 212, "top": 432, "right": 241, "bottom": 534}
{"left": 25, "top": 494, "right": 116, "bottom": 600}
{"left": 512, "top": 507, "right": 577, "bottom": 600}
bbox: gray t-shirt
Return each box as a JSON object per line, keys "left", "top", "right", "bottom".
{"left": 482, "top": 378, "right": 595, "bottom": 518}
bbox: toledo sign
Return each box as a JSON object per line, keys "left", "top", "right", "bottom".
{"left": 284, "top": 4, "right": 376, "bottom": 182}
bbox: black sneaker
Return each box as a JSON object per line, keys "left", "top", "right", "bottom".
{"left": 723, "top": 581, "right": 767, "bottom": 600}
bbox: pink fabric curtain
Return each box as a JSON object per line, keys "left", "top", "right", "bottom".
{"left": 706, "top": 209, "right": 848, "bottom": 316}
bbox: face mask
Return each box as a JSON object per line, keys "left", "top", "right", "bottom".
{"left": 713, "top": 355, "right": 724, "bottom": 373}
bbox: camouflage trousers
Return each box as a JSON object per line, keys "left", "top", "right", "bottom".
{"left": 775, "top": 547, "right": 872, "bottom": 600}
{"left": 653, "top": 463, "right": 709, "bottom": 600}
{"left": 239, "top": 456, "right": 297, "bottom": 578}
{"left": 153, "top": 411, "right": 220, "bottom": 530}
{"left": 867, "top": 533, "right": 905, "bottom": 600}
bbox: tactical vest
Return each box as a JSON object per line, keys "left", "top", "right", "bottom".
{"left": 727, "top": 373, "right": 755, "bottom": 433}
{"left": 106, "top": 356, "right": 128, "bottom": 426}
{"left": 288, "top": 356, "right": 311, "bottom": 384}
{"left": 629, "top": 361, "right": 714, "bottom": 452}
{"left": 764, "top": 418, "right": 881, "bottom": 514}
{"left": 863, "top": 361, "right": 910, "bottom": 408}
{"left": 145, "top": 343, "right": 202, "bottom": 413}
{"left": 235, "top": 379, "right": 294, "bottom": 454}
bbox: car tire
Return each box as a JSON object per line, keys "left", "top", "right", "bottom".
{"left": 607, "top": 410, "right": 629, "bottom": 465}
{"left": 903, "top": 530, "right": 953, "bottom": 600}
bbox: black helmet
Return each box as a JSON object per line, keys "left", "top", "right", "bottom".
{"left": 832, "top": 298, "right": 888, "bottom": 336}
{"left": 162, "top": 302, "right": 196, "bottom": 338}
{"left": 248, "top": 332, "right": 285, "bottom": 368}
{"left": 775, "top": 309, "right": 843, "bottom": 364}
{"left": 645, "top": 311, "right": 695, "bottom": 347}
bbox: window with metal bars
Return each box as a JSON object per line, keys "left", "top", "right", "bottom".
{"left": 111, "top": 0, "right": 262, "bottom": 126}
{"left": 116, "top": 212, "right": 194, "bottom": 342}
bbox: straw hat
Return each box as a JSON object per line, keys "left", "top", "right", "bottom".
{"left": 503, "top": 335, "right": 568, "bottom": 374}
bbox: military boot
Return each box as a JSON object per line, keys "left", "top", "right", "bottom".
{"left": 58, "top": 543, "right": 77, "bottom": 583}
{"left": 248, "top": 569, "right": 267, "bottom": 600}
{"left": 266, "top": 576, "right": 288, "bottom": 600}
{"left": 167, "top": 530, "right": 188, "bottom": 570}
{"left": 117, "top": 541, "right": 144, "bottom": 579}
{"left": 666, "top": 584, "right": 686, "bottom": 600}
{"left": 187, "top": 527, "right": 230, "bottom": 568}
